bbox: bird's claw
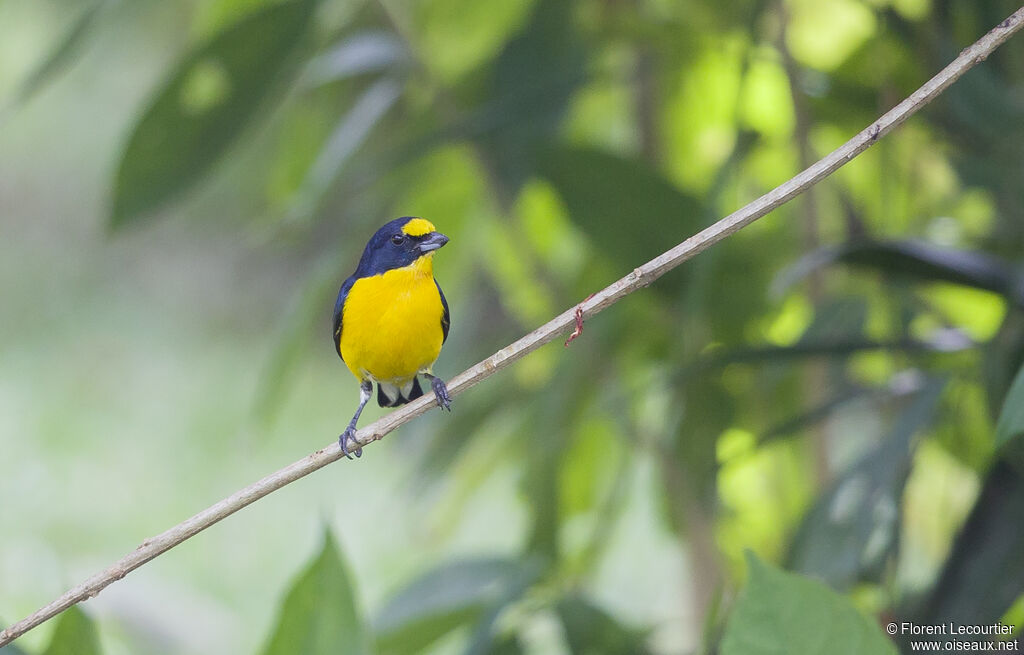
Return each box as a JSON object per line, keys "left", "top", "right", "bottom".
{"left": 338, "top": 427, "right": 362, "bottom": 459}
{"left": 431, "top": 376, "right": 452, "bottom": 412}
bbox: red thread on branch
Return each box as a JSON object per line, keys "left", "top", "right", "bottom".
{"left": 564, "top": 293, "right": 595, "bottom": 346}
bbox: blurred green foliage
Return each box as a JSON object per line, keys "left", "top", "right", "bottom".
{"left": 40, "top": 607, "right": 100, "bottom": 655}
{"left": 261, "top": 530, "right": 370, "bottom": 655}
{"left": 2, "top": 0, "right": 1024, "bottom": 653}
{"left": 720, "top": 553, "right": 898, "bottom": 655}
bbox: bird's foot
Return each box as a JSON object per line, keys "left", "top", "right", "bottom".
{"left": 430, "top": 376, "right": 452, "bottom": 411}
{"left": 338, "top": 426, "right": 363, "bottom": 459}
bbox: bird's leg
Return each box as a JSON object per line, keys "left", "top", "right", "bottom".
{"left": 423, "top": 373, "right": 452, "bottom": 411}
{"left": 339, "top": 380, "right": 372, "bottom": 459}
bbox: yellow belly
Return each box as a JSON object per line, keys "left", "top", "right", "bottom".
{"left": 339, "top": 260, "right": 444, "bottom": 384}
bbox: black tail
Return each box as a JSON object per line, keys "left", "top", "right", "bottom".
{"left": 377, "top": 377, "right": 424, "bottom": 407}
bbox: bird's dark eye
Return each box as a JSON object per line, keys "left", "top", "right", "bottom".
{"left": 391, "top": 234, "right": 405, "bottom": 246}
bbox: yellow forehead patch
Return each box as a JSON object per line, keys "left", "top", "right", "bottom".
{"left": 401, "top": 218, "right": 436, "bottom": 237}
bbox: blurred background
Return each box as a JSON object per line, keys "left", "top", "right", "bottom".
{"left": 2, "top": 0, "right": 1024, "bottom": 653}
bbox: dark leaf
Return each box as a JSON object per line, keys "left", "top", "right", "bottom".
{"left": 471, "top": 0, "right": 586, "bottom": 198}
{"left": 687, "top": 334, "right": 972, "bottom": 375}
{"left": 759, "top": 385, "right": 873, "bottom": 444}
{"left": 41, "top": 606, "right": 102, "bottom": 655}
{"left": 540, "top": 146, "right": 707, "bottom": 275}
{"left": 111, "top": 0, "right": 317, "bottom": 228}
{"left": 671, "top": 375, "right": 734, "bottom": 506}
{"left": 913, "top": 459, "right": 1024, "bottom": 631}
{"left": 982, "top": 311, "right": 1024, "bottom": 423}
{"left": 557, "top": 596, "right": 652, "bottom": 655}
{"left": 779, "top": 240, "right": 1024, "bottom": 305}
{"left": 720, "top": 554, "right": 897, "bottom": 655}
{"left": 786, "top": 378, "right": 945, "bottom": 589}
{"left": 261, "top": 530, "right": 369, "bottom": 655}
{"left": 996, "top": 360, "right": 1024, "bottom": 449}
{"left": 463, "top": 563, "right": 538, "bottom": 655}
{"left": 374, "top": 558, "right": 537, "bottom": 655}
{"left": 799, "top": 297, "right": 869, "bottom": 343}
{"left": 482, "top": 636, "right": 524, "bottom": 655}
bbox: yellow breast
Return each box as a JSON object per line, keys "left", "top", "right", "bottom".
{"left": 339, "top": 255, "right": 445, "bottom": 384}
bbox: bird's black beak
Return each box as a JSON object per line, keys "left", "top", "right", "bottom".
{"left": 417, "top": 232, "right": 449, "bottom": 254}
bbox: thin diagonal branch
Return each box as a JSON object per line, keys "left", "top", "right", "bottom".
{"left": 3, "top": 6, "right": 1023, "bottom": 647}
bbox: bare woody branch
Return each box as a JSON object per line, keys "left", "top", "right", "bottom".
{"left": 4, "top": 6, "right": 1024, "bottom": 647}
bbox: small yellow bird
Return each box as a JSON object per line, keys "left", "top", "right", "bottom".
{"left": 332, "top": 217, "right": 452, "bottom": 458}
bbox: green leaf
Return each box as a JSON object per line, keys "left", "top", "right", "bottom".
{"left": 688, "top": 334, "right": 972, "bottom": 373}
{"left": 540, "top": 146, "right": 707, "bottom": 275}
{"left": 374, "top": 558, "right": 535, "bottom": 655}
{"left": 261, "top": 530, "right": 369, "bottom": 655}
{"left": 110, "top": 0, "right": 317, "bottom": 228}
{"left": 786, "top": 378, "right": 945, "bottom": 589}
{"left": 284, "top": 77, "right": 403, "bottom": 223}
{"left": 303, "top": 31, "right": 408, "bottom": 87}
{"left": 471, "top": 0, "right": 586, "bottom": 196}
{"left": 482, "top": 636, "right": 524, "bottom": 655}
{"left": 42, "top": 606, "right": 102, "bottom": 655}
{"left": 759, "top": 385, "right": 872, "bottom": 444}
{"left": 996, "top": 361, "right": 1024, "bottom": 449}
{"left": 915, "top": 459, "right": 1024, "bottom": 628}
{"left": 556, "top": 596, "right": 652, "bottom": 655}
{"left": 720, "top": 554, "right": 897, "bottom": 655}
{"left": 462, "top": 570, "right": 537, "bottom": 655}
{"left": 781, "top": 241, "right": 1023, "bottom": 305}
{"left": 1, "top": 3, "right": 101, "bottom": 117}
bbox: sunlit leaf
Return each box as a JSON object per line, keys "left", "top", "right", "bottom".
{"left": 557, "top": 596, "right": 653, "bottom": 655}
{"left": 110, "top": 0, "right": 317, "bottom": 228}
{"left": 261, "top": 531, "right": 369, "bottom": 655}
{"left": 996, "top": 361, "right": 1024, "bottom": 449}
{"left": 786, "top": 378, "right": 944, "bottom": 589}
{"left": 41, "top": 606, "right": 102, "bottom": 655}
{"left": 374, "top": 558, "right": 537, "bottom": 655}
{"left": 720, "top": 554, "right": 897, "bottom": 655}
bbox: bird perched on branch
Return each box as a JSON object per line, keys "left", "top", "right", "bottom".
{"left": 332, "top": 217, "right": 452, "bottom": 458}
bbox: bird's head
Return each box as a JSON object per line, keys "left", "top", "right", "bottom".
{"left": 355, "top": 217, "right": 449, "bottom": 276}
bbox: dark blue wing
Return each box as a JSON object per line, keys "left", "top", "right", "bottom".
{"left": 435, "top": 279, "right": 450, "bottom": 344}
{"left": 333, "top": 276, "right": 356, "bottom": 360}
